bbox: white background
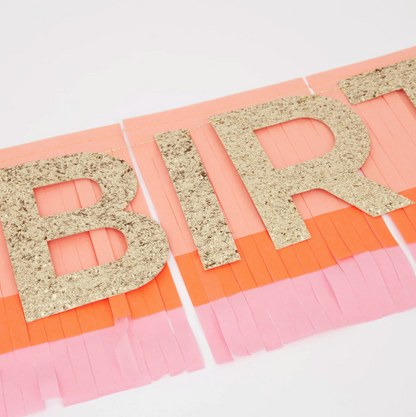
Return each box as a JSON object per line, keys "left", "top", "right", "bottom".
{"left": 1, "top": 0, "right": 416, "bottom": 416}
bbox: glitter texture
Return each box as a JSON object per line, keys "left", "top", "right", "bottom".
{"left": 210, "top": 95, "right": 413, "bottom": 250}
{"left": 0, "top": 153, "right": 169, "bottom": 322}
{"left": 339, "top": 56, "right": 416, "bottom": 106}
{"left": 156, "top": 129, "right": 239, "bottom": 269}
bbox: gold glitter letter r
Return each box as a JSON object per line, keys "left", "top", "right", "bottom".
{"left": 210, "top": 95, "right": 412, "bottom": 251}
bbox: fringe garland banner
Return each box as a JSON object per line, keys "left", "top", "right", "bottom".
{"left": 1, "top": 46, "right": 416, "bottom": 416}
{"left": 0, "top": 125, "right": 203, "bottom": 416}
{"left": 124, "top": 46, "right": 416, "bottom": 363}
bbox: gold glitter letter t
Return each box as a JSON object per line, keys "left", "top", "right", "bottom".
{"left": 210, "top": 95, "right": 412, "bottom": 250}
{"left": 0, "top": 153, "right": 169, "bottom": 322}
{"left": 339, "top": 56, "right": 416, "bottom": 107}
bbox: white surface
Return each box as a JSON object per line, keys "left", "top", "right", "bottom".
{"left": 1, "top": 0, "right": 416, "bottom": 416}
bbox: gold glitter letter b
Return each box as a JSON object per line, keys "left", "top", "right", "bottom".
{"left": 211, "top": 95, "right": 412, "bottom": 251}
{"left": 0, "top": 153, "right": 169, "bottom": 322}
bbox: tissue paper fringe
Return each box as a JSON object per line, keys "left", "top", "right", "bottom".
{"left": 0, "top": 131, "right": 203, "bottom": 416}
{"left": 335, "top": 55, "right": 416, "bottom": 261}
{"left": 0, "top": 312, "right": 201, "bottom": 416}
{"left": 126, "top": 47, "right": 416, "bottom": 363}
{"left": 136, "top": 129, "right": 416, "bottom": 361}
{"left": 2, "top": 48, "right": 416, "bottom": 417}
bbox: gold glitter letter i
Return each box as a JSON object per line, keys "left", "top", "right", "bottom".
{"left": 156, "top": 129, "right": 240, "bottom": 270}
{"left": 0, "top": 153, "right": 169, "bottom": 322}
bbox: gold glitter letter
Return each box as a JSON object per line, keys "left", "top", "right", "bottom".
{"left": 0, "top": 153, "right": 169, "bottom": 322}
{"left": 339, "top": 57, "right": 416, "bottom": 106}
{"left": 156, "top": 129, "right": 239, "bottom": 269}
{"left": 210, "top": 95, "right": 412, "bottom": 250}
